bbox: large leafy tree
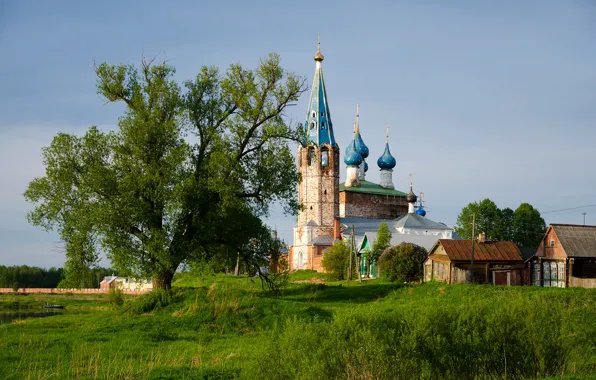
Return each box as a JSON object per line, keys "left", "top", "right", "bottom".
{"left": 454, "top": 199, "right": 502, "bottom": 240}
{"left": 455, "top": 200, "right": 545, "bottom": 247}
{"left": 24, "top": 54, "right": 307, "bottom": 289}
{"left": 512, "top": 203, "right": 546, "bottom": 248}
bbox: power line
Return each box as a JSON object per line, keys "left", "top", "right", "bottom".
{"left": 541, "top": 204, "right": 596, "bottom": 214}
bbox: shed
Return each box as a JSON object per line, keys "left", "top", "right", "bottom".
{"left": 424, "top": 237, "right": 524, "bottom": 285}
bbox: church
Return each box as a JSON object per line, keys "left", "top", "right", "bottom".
{"left": 288, "top": 41, "right": 453, "bottom": 274}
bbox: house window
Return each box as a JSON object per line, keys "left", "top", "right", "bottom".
{"left": 543, "top": 262, "right": 550, "bottom": 287}
{"left": 557, "top": 262, "right": 565, "bottom": 288}
{"left": 550, "top": 239, "right": 555, "bottom": 247}
{"left": 532, "top": 263, "right": 540, "bottom": 286}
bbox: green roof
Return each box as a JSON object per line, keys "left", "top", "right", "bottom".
{"left": 339, "top": 180, "right": 407, "bottom": 196}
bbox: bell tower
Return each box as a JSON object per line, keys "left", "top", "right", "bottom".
{"left": 291, "top": 36, "right": 340, "bottom": 271}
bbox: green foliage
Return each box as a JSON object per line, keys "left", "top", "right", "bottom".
{"left": 0, "top": 276, "right": 594, "bottom": 379}
{"left": 0, "top": 265, "right": 63, "bottom": 288}
{"left": 455, "top": 199, "right": 546, "bottom": 247}
{"left": 129, "top": 289, "right": 178, "bottom": 314}
{"left": 513, "top": 203, "right": 546, "bottom": 247}
{"left": 455, "top": 198, "right": 502, "bottom": 240}
{"left": 321, "top": 241, "right": 351, "bottom": 280}
{"left": 252, "top": 285, "right": 596, "bottom": 379}
{"left": 24, "top": 54, "right": 307, "bottom": 289}
{"left": 108, "top": 288, "right": 124, "bottom": 307}
{"left": 378, "top": 243, "right": 427, "bottom": 282}
{"left": 369, "top": 221, "right": 392, "bottom": 263}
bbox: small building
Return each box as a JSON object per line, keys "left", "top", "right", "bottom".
{"left": 424, "top": 236, "right": 524, "bottom": 285}
{"left": 526, "top": 224, "right": 596, "bottom": 288}
{"left": 100, "top": 276, "right": 153, "bottom": 291}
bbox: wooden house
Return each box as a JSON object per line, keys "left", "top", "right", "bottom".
{"left": 526, "top": 224, "right": 596, "bottom": 288}
{"left": 424, "top": 235, "right": 524, "bottom": 285}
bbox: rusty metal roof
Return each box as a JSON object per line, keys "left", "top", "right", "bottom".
{"left": 437, "top": 239, "right": 522, "bottom": 262}
{"left": 552, "top": 224, "right": 596, "bottom": 258}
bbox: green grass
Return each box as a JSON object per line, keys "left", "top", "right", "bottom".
{"left": 0, "top": 272, "right": 595, "bottom": 379}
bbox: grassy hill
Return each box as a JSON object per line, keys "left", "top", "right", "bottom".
{"left": 0, "top": 271, "right": 594, "bottom": 379}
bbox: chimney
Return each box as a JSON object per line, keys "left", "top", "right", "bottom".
{"left": 334, "top": 217, "right": 341, "bottom": 240}
{"left": 478, "top": 232, "right": 486, "bottom": 243}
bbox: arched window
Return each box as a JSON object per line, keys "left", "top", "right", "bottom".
{"left": 311, "top": 122, "right": 315, "bottom": 129}
{"left": 308, "top": 148, "right": 315, "bottom": 166}
{"left": 312, "top": 111, "right": 316, "bottom": 118}
{"left": 321, "top": 149, "right": 328, "bottom": 167}
{"left": 321, "top": 122, "right": 325, "bottom": 129}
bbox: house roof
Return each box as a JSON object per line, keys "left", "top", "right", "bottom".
{"left": 361, "top": 232, "right": 443, "bottom": 251}
{"left": 394, "top": 213, "right": 452, "bottom": 231}
{"left": 340, "top": 217, "right": 392, "bottom": 235}
{"left": 436, "top": 239, "right": 522, "bottom": 262}
{"left": 311, "top": 235, "right": 335, "bottom": 246}
{"left": 339, "top": 180, "right": 407, "bottom": 196}
{"left": 552, "top": 224, "right": 596, "bottom": 258}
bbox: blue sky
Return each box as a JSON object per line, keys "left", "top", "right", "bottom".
{"left": 1, "top": 1, "right": 595, "bottom": 267}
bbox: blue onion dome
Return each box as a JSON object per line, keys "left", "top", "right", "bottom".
{"left": 377, "top": 143, "right": 396, "bottom": 170}
{"left": 416, "top": 204, "right": 427, "bottom": 217}
{"left": 353, "top": 133, "right": 369, "bottom": 159}
{"left": 364, "top": 160, "right": 369, "bottom": 172}
{"left": 344, "top": 138, "right": 363, "bottom": 167}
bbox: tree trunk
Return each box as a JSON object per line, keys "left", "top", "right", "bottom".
{"left": 234, "top": 252, "right": 240, "bottom": 276}
{"left": 152, "top": 269, "right": 174, "bottom": 290}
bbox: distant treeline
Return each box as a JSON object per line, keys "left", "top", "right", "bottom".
{"left": 0, "top": 266, "right": 118, "bottom": 289}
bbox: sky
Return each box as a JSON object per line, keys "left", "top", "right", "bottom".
{"left": 1, "top": 0, "right": 595, "bottom": 268}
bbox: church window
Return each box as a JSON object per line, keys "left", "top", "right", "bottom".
{"left": 324, "top": 190, "right": 327, "bottom": 195}
{"left": 311, "top": 122, "right": 315, "bottom": 129}
{"left": 308, "top": 148, "right": 315, "bottom": 166}
{"left": 321, "top": 111, "right": 325, "bottom": 117}
{"left": 310, "top": 206, "right": 313, "bottom": 210}
{"left": 321, "top": 122, "right": 325, "bottom": 129}
{"left": 321, "top": 150, "right": 328, "bottom": 167}
{"left": 312, "top": 111, "right": 316, "bottom": 118}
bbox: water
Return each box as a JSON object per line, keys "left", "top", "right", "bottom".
{"left": 0, "top": 309, "right": 62, "bottom": 325}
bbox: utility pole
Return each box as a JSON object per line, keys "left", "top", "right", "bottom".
{"left": 348, "top": 224, "right": 354, "bottom": 281}
{"left": 583, "top": 212, "right": 587, "bottom": 226}
{"left": 469, "top": 213, "right": 476, "bottom": 284}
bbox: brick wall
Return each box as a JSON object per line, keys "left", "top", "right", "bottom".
{"left": 0, "top": 288, "right": 150, "bottom": 295}
{"left": 340, "top": 191, "right": 407, "bottom": 219}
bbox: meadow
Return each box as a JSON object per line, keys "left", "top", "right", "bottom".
{"left": 0, "top": 271, "right": 594, "bottom": 379}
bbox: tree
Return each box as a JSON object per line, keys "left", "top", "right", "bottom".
{"left": 455, "top": 199, "right": 502, "bottom": 240}
{"left": 378, "top": 243, "right": 427, "bottom": 283}
{"left": 24, "top": 54, "right": 307, "bottom": 289}
{"left": 370, "top": 222, "right": 392, "bottom": 263}
{"left": 512, "top": 203, "right": 546, "bottom": 248}
{"left": 322, "top": 241, "right": 351, "bottom": 281}
{"left": 455, "top": 200, "right": 546, "bottom": 247}
{"left": 368, "top": 222, "right": 392, "bottom": 276}
{"left": 498, "top": 207, "right": 515, "bottom": 241}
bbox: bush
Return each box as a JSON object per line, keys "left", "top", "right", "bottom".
{"left": 378, "top": 243, "right": 427, "bottom": 282}
{"left": 107, "top": 288, "right": 124, "bottom": 307}
{"left": 321, "top": 242, "right": 351, "bottom": 280}
{"left": 129, "top": 289, "right": 176, "bottom": 314}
